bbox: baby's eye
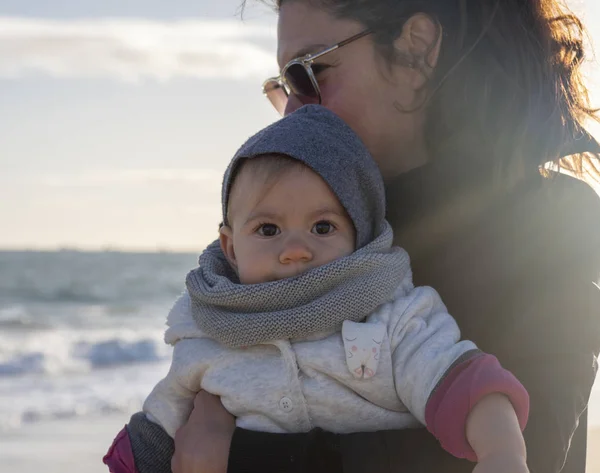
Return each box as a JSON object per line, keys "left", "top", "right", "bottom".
{"left": 257, "top": 223, "right": 280, "bottom": 237}
{"left": 312, "top": 221, "right": 335, "bottom": 235}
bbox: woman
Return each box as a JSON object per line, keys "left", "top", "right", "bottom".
{"left": 136, "top": 0, "right": 600, "bottom": 472}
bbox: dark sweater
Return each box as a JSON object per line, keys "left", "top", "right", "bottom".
{"left": 226, "top": 154, "right": 600, "bottom": 473}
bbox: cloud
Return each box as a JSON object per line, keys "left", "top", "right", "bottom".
{"left": 0, "top": 17, "right": 277, "bottom": 82}
{"left": 37, "top": 168, "right": 224, "bottom": 188}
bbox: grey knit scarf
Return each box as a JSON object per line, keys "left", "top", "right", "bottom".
{"left": 186, "top": 222, "right": 409, "bottom": 348}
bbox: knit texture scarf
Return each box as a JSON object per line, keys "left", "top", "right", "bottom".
{"left": 186, "top": 223, "right": 409, "bottom": 348}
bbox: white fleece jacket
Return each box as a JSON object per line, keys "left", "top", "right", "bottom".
{"left": 143, "top": 272, "right": 476, "bottom": 438}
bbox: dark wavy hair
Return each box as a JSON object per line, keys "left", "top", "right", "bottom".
{"left": 244, "top": 0, "right": 599, "bottom": 182}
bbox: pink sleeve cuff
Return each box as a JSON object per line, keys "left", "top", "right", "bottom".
{"left": 103, "top": 426, "right": 139, "bottom": 473}
{"left": 425, "top": 354, "right": 529, "bottom": 462}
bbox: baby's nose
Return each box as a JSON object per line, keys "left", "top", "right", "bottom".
{"left": 279, "top": 241, "right": 313, "bottom": 264}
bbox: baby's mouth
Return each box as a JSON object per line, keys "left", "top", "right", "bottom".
{"left": 272, "top": 264, "right": 314, "bottom": 281}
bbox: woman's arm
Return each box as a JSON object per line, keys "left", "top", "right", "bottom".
{"left": 227, "top": 427, "right": 342, "bottom": 473}
{"left": 171, "top": 391, "right": 236, "bottom": 473}
{"left": 172, "top": 395, "right": 343, "bottom": 473}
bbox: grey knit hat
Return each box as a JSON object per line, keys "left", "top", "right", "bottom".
{"left": 222, "top": 105, "right": 385, "bottom": 249}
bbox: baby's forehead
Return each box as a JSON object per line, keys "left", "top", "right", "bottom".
{"left": 226, "top": 155, "right": 347, "bottom": 219}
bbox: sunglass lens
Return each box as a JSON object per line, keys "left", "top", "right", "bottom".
{"left": 284, "top": 63, "right": 318, "bottom": 98}
{"left": 263, "top": 80, "right": 288, "bottom": 115}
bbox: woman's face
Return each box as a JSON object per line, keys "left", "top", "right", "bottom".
{"left": 277, "top": 1, "right": 430, "bottom": 179}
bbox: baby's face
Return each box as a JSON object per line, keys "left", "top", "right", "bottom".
{"left": 220, "top": 165, "right": 356, "bottom": 284}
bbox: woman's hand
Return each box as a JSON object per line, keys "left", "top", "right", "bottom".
{"left": 171, "top": 390, "right": 236, "bottom": 473}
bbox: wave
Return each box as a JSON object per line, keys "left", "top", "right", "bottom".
{"left": 0, "top": 331, "right": 172, "bottom": 377}
{"left": 73, "top": 338, "right": 169, "bottom": 368}
{"left": 0, "top": 360, "right": 170, "bottom": 432}
{"left": 1, "top": 393, "right": 143, "bottom": 431}
{"left": 0, "top": 306, "right": 52, "bottom": 330}
{"left": 0, "top": 317, "right": 51, "bottom": 330}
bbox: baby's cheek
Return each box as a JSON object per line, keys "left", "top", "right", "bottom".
{"left": 237, "top": 252, "right": 273, "bottom": 285}
{"left": 237, "top": 263, "right": 262, "bottom": 285}
{"left": 337, "top": 235, "right": 356, "bottom": 258}
{"left": 321, "top": 235, "right": 355, "bottom": 262}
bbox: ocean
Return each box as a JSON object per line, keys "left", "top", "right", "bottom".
{"left": 0, "top": 249, "right": 598, "bottom": 441}
{"left": 0, "top": 250, "right": 197, "bottom": 433}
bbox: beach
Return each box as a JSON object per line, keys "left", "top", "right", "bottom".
{"left": 0, "top": 414, "right": 127, "bottom": 473}
{"left": 589, "top": 429, "right": 600, "bottom": 473}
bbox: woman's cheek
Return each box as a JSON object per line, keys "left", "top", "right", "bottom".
{"left": 320, "top": 83, "right": 365, "bottom": 128}
{"left": 321, "top": 94, "right": 345, "bottom": 114}
{"left": 318, "top": 77, "right": 351, "bottom": 114}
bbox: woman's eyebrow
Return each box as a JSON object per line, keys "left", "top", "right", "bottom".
{"left": 279, "top": 43, "right": 329, "bottom": 66}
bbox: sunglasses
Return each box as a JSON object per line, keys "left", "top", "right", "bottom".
{"left": 262, "top": 29, "right": 372, "bottom": 115}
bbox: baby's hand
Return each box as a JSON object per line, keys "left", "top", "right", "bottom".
{"left": 473, "top": 453, "right": 529, "bottom": 473}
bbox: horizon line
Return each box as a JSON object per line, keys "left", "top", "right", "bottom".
{"left": 0, "top": 245, "right": 201, "bottom": 255}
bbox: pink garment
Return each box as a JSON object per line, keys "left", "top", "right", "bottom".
{"left": 425, "top": 354, "right": 530, "bottom": 462}
{"left": 103, "top": 426, "right": 139, "bottom": 473}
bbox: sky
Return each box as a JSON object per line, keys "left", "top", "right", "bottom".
{"left": 0, "top": 0, "right": 598, "bottom": 251}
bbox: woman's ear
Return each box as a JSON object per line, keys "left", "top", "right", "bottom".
{"left": 219, "top": 225, "right": 238, "bottom": 270}
{"left": 394, "top": 13, "right": 442, "bottom": 90}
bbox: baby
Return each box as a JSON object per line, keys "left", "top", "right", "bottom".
{"left": 104, "top": 105, "right": 529, "bottom": 473}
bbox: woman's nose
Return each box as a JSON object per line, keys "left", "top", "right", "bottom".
{"left": 279, "top": 240, "right": 313, "bottom": 264}
{"left": 284, "top": 94, "right": 319, "bottom": 116}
